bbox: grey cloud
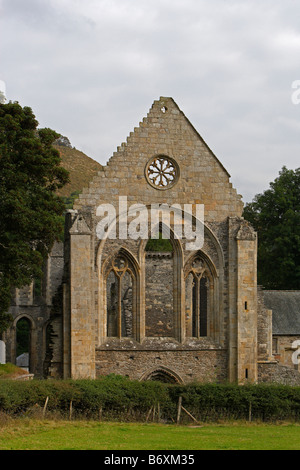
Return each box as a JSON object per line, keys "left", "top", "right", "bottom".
{"left": 0, "top": 0, "right": 299, "bottom": 202}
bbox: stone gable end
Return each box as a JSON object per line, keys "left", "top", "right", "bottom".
{"left": 74, "top": 97, "right": 243, "bottom": 222}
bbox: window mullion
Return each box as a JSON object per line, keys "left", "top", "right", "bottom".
{"left": 117, "top": 277, "right": 122, "bottom": 338}
{"left": 195, "top": 277, "right": 200, "bottom": 338}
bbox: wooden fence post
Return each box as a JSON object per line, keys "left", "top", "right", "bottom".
{"left": 43, "top": 396, "right": 49, "bottom": 418}
{"left": 146, "top": 406, "right": 153, "bottom": 422}
{"left": 177, "top": 396, "right": 182, "bottom": 425}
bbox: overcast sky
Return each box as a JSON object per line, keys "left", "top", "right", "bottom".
{"left": 1, "top": 0, "right": 299, "bottom": 202}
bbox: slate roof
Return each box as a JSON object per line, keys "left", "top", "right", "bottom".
{"left": 263, "top": 291, "right": 300, "bottom": 335}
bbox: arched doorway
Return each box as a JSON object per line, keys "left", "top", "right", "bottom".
{"left": 141, "top": 366, "right": 183, "bottom": 384}
{"left": 16, "top": 317, "right": 31, "bottom": 371}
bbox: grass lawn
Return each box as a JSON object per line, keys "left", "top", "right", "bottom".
{"left": 0, "top": 420, "right": 300, "bottom": 450}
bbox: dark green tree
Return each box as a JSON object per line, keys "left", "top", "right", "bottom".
{"left": 0, "top": 101, "right": 69, "bottom": 332}
{"left": 243, "top": 166, "right": 300, "bottom": 289}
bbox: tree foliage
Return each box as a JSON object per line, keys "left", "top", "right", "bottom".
{"left": 243, "top": 166, "right": 300, "bottom": 289}
{"left": 0, "top": 101, "right": 69, "bottom": 332}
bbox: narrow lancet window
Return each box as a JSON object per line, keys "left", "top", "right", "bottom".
{"left": 185, "top": 256, "right": 211, "bottom": 338}
{"left": 106, "top": 253, "right": 136, "bottom": 339}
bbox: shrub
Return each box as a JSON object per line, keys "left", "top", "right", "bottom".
{"left": 1, "top": 378, "right": 300, "bottom": 422}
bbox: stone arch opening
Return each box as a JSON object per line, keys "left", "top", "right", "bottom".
{"left": 141, "top": 367, "right": 183, "bottom": 384}
{"left": 143, "top": 223, "right": 183, "bottom": 340}
{"left": 16, "top": 317, "right": 31, "bottom": 372}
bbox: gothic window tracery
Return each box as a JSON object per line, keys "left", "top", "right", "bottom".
{"left": 106, "top": 254, "right": 135, "bottom": 338}
{"left": 185, "top": 256, "right": 211, "bottom": 338}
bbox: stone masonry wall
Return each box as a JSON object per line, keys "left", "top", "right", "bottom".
{"left": 145, "top": 252, "right": 174, "bottom": 337}
{"left": 258, "top": 362, "right": 300, "bottom": 385}
{"left": 96, "top": 348, "right": 227, "bottom": 384}
{"left": 6, "top": 242, "right": 64, "bottom": 378}
{"left": 272, "top": 335, "right": 300, "bottom": 370}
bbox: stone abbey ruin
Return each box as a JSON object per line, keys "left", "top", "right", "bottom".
{"left": 4, "top": 97, "right": 300, "bottom": 385}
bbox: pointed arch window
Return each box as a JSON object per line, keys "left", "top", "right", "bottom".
{"left": 106, "top": 253, "right": 135, "bottom": 338}
{"left": 16, "top": 317, "right": 31, "bottom": 371}
{"left": 143, "top": 222, "right": 184, "bottom": 341}
{"left": 185, "top": 257, "right": 211, "bottom": 338}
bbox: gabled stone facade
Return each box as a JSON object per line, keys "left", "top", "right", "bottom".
{"left": 5, "top": 97, "right": 300, "bottom": 384}
{"left": 61, "top": 96, "right": 267, "bottom": 383}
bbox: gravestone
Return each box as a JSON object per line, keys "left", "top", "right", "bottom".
{"left": 0, "top": 340, "right": 6, "bottom": 364}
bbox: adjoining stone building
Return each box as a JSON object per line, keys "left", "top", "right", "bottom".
{"left": 264, "top": 291, "right": 300, "bottom": 372}
{"left": 4, "top": 97, "right": 300, "bottom": 385}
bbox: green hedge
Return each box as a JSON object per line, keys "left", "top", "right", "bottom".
{"left": 1, "top": 376, "right": 300, "bottom": 422}
{"left": 169, "top": 382, "right": 300, "bottom": 421}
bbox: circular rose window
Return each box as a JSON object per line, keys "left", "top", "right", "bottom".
{"left": 145, "top": 155, "right": 179, "bottom": 190}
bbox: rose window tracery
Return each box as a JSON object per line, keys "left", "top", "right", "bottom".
{"left": 145, "top": 155, "right": 179, "bottom": 190}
